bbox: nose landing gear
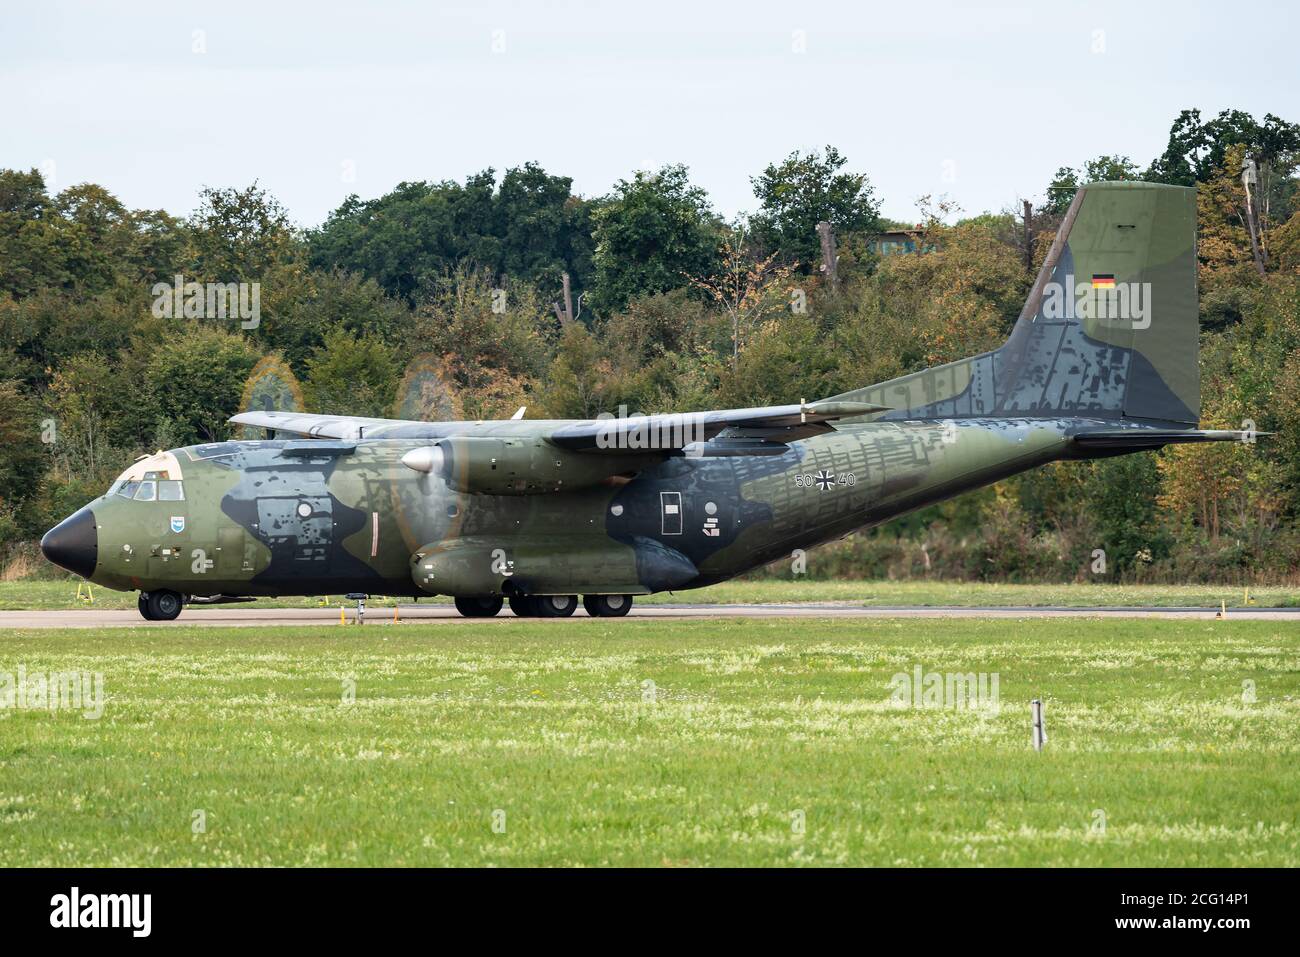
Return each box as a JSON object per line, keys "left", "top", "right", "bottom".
{"left": 138, "top": 589, "right": 184, "bottom": 621}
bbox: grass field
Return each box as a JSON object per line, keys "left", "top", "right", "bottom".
{"left": 1, "top": 617, "right": 1296, "bottom": 866}
{"left": 1, "top": 577, "right": 1295, "bottom": 610}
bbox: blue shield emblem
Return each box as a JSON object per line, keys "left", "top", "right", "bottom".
{"left": 170, "top": 516, "right": 186, "bottom": 534}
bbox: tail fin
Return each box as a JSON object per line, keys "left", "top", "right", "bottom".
{"left": 833, "top": 181, "right": 1200, "bottom": 426}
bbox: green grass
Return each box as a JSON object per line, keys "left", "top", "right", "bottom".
{"left": 1, "top": 577, "right": 1296, "bottom": 610}
{"left": 0, "top": 618, "right": 1296, "bottom": 866}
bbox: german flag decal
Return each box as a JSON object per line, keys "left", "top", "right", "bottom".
{"left": 1092, "top": 274, "right": 1117, "bottom": 289}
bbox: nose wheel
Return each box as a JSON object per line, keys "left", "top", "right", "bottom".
{"left": 138, "top": 589, "right": 184, "bottom": 621}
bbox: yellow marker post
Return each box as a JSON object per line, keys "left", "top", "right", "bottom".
{"left": 75, "top": 581, "right": 95, "bottom": 604}
{"left": 1215, "top": 600, "right": 1226, "bottom": 620}
{"left": 339, "top": 605, "right": 346, "bottom": 625}
{"left": 392, "top": 605, "right": 400, "bottom": 624}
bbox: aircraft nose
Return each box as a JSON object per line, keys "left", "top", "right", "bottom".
{"left": 40, "top": 507, "right": 98, "bottom": 579}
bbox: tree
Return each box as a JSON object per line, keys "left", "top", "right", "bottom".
{"left": 0, "top": 288, "right": 144, "bottom": 387}
{"left": 750, "top": 146, "right": 881, "bottom": 267}
{"left": 308, "top": 164, "right": 592, "bottom": 305}
{"left": 494, "top": 162, "right": 595, "bottom": 296}
{"left": 593, "top": 289, "right": 728, "bottom": 415}
{"left": 1198, "top": 144, "right": 1269, "bottom": 295}
{"left": 189, "top": 182, "right": 297, "bottom": 283}
{"left": 45, "top": 352, "right": 131, "bottom": 481}
{"left": 536, "top": 322, "right": 610, "bottom": 419}
{"left": 0, "top": 381, "right": 47, "bottom": 519}
{"left": 689, "top": 221, "right": 797, "bottom": 366}
{"left": 1146, "top": 109, "right": 1300, "bottom": 186}
{"left": 1043, "top": 155, "right": 1141, "bottom": 215}
{"left": 864, "top": 199, "right": 1028, "bottom": 367}
{"left": 410, "top": 266, "right": 554, "bottom": 419}
{"left": 302, "top": 327, "right": 399, "bottom": 417}
{"left": 598, "top": 287, "right": 716, "bottom": 366}
{"left": 255, "top": 266, "right": 413, "bottom": 374}
{"left": 140, "top": 326, "right": 260, "bottom": 444}
{"left": 718, "top": 311, "right": 840, "bottom": 407}
{"left": 589, "top": 165, "right": 720, "bottom": 315}
{"left": 309, "top": 174, "right": 496, "bottom": 303}
{"left": 0, "top": 169, "right": 78, "bottom": 297}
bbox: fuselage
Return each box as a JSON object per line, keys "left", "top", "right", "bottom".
{"left": 43, "top": 417, "right": 1090, "bottom": 600}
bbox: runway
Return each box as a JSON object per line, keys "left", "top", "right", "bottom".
{"left": 1, "top": 603, "right": 1297, "bottom": 628}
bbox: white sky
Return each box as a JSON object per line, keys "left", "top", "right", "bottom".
{"left": 3, "top": 0, "right": 1296, "bottom": 228}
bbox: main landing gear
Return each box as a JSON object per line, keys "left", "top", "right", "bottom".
{"left": 582, "top": 594, "right": 632, "bottom": 618}
{"left": 138, "top": 589, "right": 184, "bottom": 621}
{"left": 451, "top": 593, "right": 635, "bottom": 618}
{"left": 508, "top": 594, "right": 577, "bottom": 618}
{"left": 453, "top": 595, "right": 504, "bottom": 618}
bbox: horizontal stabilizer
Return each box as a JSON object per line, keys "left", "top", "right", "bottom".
{"left": 1071, "top": 429, "right": 1257, "bottom": 451}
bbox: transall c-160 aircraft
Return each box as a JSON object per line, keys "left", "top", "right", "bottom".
{"left": 41, "top": 182, "right": 1251, "bottom": 620}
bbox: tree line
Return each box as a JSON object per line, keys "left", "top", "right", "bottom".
{"left": 2, "top": 107, "right": 1299, "bottom": 583}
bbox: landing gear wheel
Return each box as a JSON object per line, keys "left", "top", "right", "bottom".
{"left": 582, "top": 594, "right": 632, "bottom": 618}
{"left": 534, "top": 595, "right": 577, "bottom": 618}
{"left": 142, "top": 589, "right": 183, "bottom": 621}
{"left": 508, "top": 595, "right": 538, "bottom": 617}
{"left": 454, "top": 595, "right": 504, "bottom": 618}
{"left": 138, "top": 593, "right": 152, "bottom": 620}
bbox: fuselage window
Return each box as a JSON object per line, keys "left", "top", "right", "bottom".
{"left": 158, "top": 480, "right": 185, "bottom": 501}
{"left": 134, "top": 481, "right": 157, "bottom": 502}
{"left": 117, "top": 481, "right": 141, "bottom": 499}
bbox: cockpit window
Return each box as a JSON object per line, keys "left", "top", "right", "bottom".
{"left": 111, "top": 478, "right": 184, "bottom": 501}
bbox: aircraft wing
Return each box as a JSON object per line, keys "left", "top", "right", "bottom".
{"left": 230, "top": 400, "right": 890, "bottom": 454}
{"left": 229, "top": 411, "right": 419, "bottom": 439}
{"left": 546, "top": 400, "right": 890, "bottom": 454}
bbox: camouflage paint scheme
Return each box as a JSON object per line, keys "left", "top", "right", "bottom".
{"left": 41, "top": 183, "right": 1248, "bottom": 612}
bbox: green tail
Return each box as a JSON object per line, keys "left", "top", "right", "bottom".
{"left": 835, "top": 181, "right": 1201, "bottom": 427}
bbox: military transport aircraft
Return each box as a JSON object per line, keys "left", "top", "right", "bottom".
{"left": 42, "top": 182, "right": 1251, "bottom": 620}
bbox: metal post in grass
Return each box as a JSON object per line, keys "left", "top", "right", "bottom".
{"left": 346, "top": 592, "right": 366, "bottom": 625}
{"left": 1031, "top": 698, "right": 1047, "bottom": 751}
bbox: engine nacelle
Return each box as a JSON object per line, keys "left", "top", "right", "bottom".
{"left": 402, "top": 436, "right": 648, "bottom": 496}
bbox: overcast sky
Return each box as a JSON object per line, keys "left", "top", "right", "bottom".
{"left": 3, "top": 0, "right": 1296, "bottom": 228}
